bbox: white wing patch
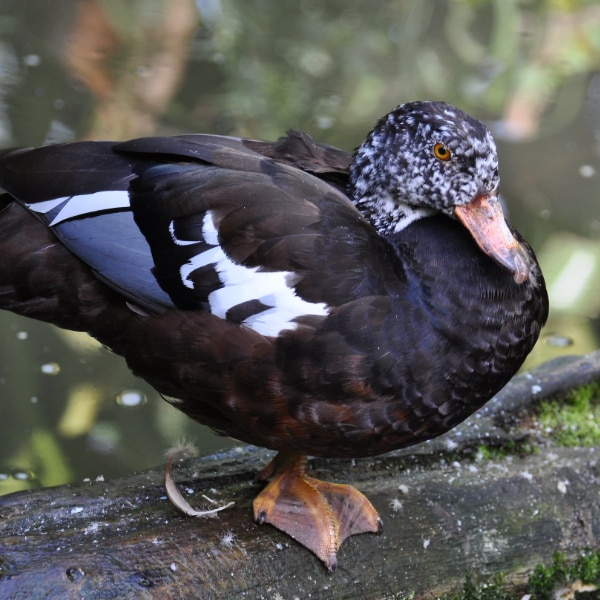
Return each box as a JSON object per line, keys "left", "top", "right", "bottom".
{"left": 26, "top": 191, "right": 130, "bottom": 226}
{"left": 174, "top": 211, "right": 329, "bottom": 336}
{"left": 201, "top": 211, "right": 219, "bottom": 245}
{"left": 168, "top": 220, "right": 198, "bottom": 246}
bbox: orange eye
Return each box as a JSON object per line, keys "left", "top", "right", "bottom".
{"left": 433, "top": 142, "right": 451, "bottom": 161}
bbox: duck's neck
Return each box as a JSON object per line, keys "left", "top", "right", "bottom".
{"left": 352, "top": 190, "right": 436, "bottom": 237}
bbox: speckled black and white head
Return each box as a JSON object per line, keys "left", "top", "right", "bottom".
{"left": 350, "top": 101, "right": 533, "bottom": 284}
{"left": 350, "top": 101, "right": 499, "bottom": 235}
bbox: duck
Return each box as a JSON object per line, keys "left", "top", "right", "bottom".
{"left": 0, "top": 101, "right": 548, "bottom": 571}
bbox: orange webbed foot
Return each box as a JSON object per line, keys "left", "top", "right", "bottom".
{"left": 253, "top": 452, "right": 382, "bottom": 571}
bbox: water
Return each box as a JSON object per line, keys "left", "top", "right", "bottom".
{"left": 0, "top": 0, "right": 598, "bottom": 492}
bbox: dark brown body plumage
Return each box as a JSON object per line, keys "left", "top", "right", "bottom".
{"left": 0, "top": 102, "right": 549, "bottom": 569}
{"left": 0, "top": 131, "right": 547, "bottom": 457}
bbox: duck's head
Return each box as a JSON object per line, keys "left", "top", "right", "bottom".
{"left": 350, "top": 101, "right": 531, "bottom": 284}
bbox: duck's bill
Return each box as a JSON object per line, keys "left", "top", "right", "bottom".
{"left": 454, "top": 194, "right": 530, "bottom": 284}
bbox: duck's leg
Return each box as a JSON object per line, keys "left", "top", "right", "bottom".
{"left": 253, "top": 451, "right": 382, "bottom": 571}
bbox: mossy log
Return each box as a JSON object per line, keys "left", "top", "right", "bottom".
{"left": 1, "top": 352, "right": 600, "bottom": 599}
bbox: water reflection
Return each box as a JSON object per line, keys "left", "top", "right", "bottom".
{"left": 114, "top": 389, "right": 147, "bottom": 408}
{"left": 0, "top": 0, "right": 598, "bottom": 490}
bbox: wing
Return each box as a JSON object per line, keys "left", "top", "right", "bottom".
{"left": 0, "top": 143, "right": 172, "bottom": 313}
{"left": 0, "top": 134, "right": 399, "bottom": 336}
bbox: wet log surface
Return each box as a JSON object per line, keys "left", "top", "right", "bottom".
{"left": 1, "top": 352, "right": 600, "bottom": 599}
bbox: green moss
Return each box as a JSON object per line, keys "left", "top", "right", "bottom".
{"left": 475, "top": 445, "right": 499, "bottom": 461}
{"left": 438, "top": 550, "right": 600, "bottom": 600}
{"left": 572, "top": 549, "right": 600, "bottom": 581}
{"left": 442, "top": 573, "right": 512, "bottom": 600}
{"left": 528, "top": 552, "right": 570, "bottom": 599}
{"left": 475, "top": 438, "right": 537, "bottom": 462}
{"left": 474, "top": 383, "right": 600, "bottom": 460}
{"left": 529, "top": 551, "right": 600, "bottom": 599}
{"left": 538, "top": 382, "right": 600, "bottom": 447}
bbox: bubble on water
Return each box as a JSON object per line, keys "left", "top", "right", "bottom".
{"left": 16, "top": 331, "right": 28, "bottom": 340}
{"left": 40, "top": 362, "right": 60, "bottom": 375}
{"left": 114, "top": 389, "right": 147, "bottom": 408}
{"left": 12, "top": 468, "right": 35, "bottom": 481}
{"left": 545, "top": 334, "right": 573, "bottom": 348}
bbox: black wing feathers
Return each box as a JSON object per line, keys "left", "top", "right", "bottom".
{"left": 123, "top": 139, "right": 396, "bottom": 310}
{"left": 0, "top": 143, "right": 135, "bottom": 201}
{"left": 0, "top": 132, "right": 401, "bottom": 314}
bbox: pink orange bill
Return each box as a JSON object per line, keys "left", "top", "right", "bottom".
{"left": 454, "top": 194, "right": 530, "bottom": 284}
